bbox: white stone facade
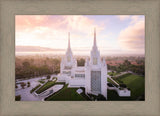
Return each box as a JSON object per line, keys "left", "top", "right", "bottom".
{"left": 58, "top": 29, "right": 108, "bottom": 99}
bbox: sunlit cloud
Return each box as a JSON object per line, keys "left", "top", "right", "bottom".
{"left": 16, "top": 15, "right": 145, "bottom": 56}
{"left": 16, "top": 15, "right": 104, "bottom": 49}
{"left": 118, "top": 17, "right": 145, "bottom": 54}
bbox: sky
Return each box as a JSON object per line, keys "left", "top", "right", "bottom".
{"left": 15, "top": 15, "right": 145, "bottom": 56}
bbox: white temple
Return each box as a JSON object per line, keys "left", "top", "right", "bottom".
{"left": 58, "top": 29, "right": 108, "bottom": 99}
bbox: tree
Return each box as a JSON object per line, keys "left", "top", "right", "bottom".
{"left": 27, "top": 82, "right": 30, "bottom": 87}
{"left": 21, "top": 82, "right": 26, "bottom": 89}
{"left": 123, "top": 60, "right": 131, "bottom": 66}
{"left": 22, "top": 61, "right": 30, "bottom": 68}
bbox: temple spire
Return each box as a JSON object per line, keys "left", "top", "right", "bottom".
{"left": 94, "top": 28, "right": 97, "bottom": 47}
{"left": 68, "top": 32, "right": 70, "bottom": 49}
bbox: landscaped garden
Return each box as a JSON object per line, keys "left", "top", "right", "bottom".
{"left": 108, "top": 73, "right": 145, "bottom": 100}
{"left": 35, "top": 80, "right": 64, "bottom": 94}
{"left": 45, "top": 84, "right": 86, "bottom": 101}
{"left": 116, "top": 74, "right": 144, "bottom": 100}
{"left": 36, "top": 81, "right": 56, "bottom": 94}
{"left": 28, "top": 73, "right": 144, "bottom": 101}
{"left": 30, "top": 84, "right": 41, "bottom": 93}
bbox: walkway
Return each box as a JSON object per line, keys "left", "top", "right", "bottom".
{"left": 15, "top": 74, "right": 58, "bottom": 101}
{"left": 108, "top": 76, "right": 119, "bottom": 86}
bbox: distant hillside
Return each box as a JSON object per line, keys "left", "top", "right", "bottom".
{"left": 16, "top": 46, "right": 64, "bottom": 52}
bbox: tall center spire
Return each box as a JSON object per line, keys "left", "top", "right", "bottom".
{"left": 94, "top": 28, "right": 97, "bottom": 47}
{"left": 68, "top": 32, "right": 70, "bottom": 49}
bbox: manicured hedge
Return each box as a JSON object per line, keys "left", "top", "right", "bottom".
{"left": 38, "top": 80, "right": 45, "bottom": 84}
{"left": 30, "top": 84, "right": 41, "bottom": 93}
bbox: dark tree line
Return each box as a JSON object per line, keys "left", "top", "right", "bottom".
{"left": 16, "top": 56, "right": 60, "bottom": 79}
{"left": 16, "top": 56, "right": 145, "bottom": 79}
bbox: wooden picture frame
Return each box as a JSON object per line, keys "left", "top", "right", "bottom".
{"left": 0, "top": 0, "right": 160, "bottom": 116}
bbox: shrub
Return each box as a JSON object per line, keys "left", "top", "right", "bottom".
{"left": 119, "top": 83, "right": 127, "bottom": 88}
{"left": 27, "top": 82, "right": 30, "bottom": 85}
{"left": 119, "top": 87, "right": 124, "bottom": 90}
{"left": 15, "top": 95, "right": 21, "bottom": 101}
{"left": 80, "top": 87, "right": 85, "bottom": 90}
{"left": 127, "top": 88, "right": 131, "bottom": 90}
{"left": 47, "top": 75, "right": 51, "bottom": 79}
{"left": 27, "top": 84, "right": 30, "bottom": 87}
{"left": 97, "top": 94, "right": 106, "bottom": 101}
{"left": 38, "top": 80, "right": 45, "bottom": 84}
{"left": 27, "top": 82, "right": 30, "bottom": 87}
{"left": 107, "top": 83, "right": 114, "bottom": 87}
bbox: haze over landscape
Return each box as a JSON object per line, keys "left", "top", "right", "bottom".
{"left": 16, "top": 15, "right": 145, "bottom": 56}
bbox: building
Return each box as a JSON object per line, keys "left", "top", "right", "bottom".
{"left": 58, "top": 29, "right": 108, "bottom": 99}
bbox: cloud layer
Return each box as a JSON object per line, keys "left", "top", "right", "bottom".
{"left": 16, "top": 15, "right": 145, "bottom": 56}
{"left": 118, "top": 16, "right": 145, "bottom": 53}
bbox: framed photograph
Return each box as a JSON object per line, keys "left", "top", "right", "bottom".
{"left": 0, "top": 0, "right": 160, "bottom": 116}
{"left": 15, "top": 15, "right": 145, "bottom": 101}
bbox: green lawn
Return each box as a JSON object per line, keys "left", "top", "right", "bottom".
{"left": 42, "top": 74, "right": 144, "bottom": 101}
{"left": 108, "top": 74, "right": 145, "bottom": 100}
{"left": 36, "top": 81, "right": 57, "bottom": 94}
{"left": 117, "top": 74, "right": 145, "bottom": 100}
{"left": 45, "top": 84, "right": 86, "bottom": 101}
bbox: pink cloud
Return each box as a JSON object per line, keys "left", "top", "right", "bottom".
{"left": 16, "top": 15, "right": 102, "bottom": 33}
{"left": 16, "top": 15, "right": 48, "bottom": 31}
{"left": 118, "top": 19, "right": 145, "bottom": 53}
{"left": 117, "top": 15, "right": 130, "bottom": 21}
{"left": 16, "top": 15, "right": 105, "bottom": 50}
{"left": 15, "top": 15, "right": 103, "bottom": 42}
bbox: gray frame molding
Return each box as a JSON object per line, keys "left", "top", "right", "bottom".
{"left": 0, "top": 0, "right": 160, "bottom": 116}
